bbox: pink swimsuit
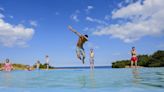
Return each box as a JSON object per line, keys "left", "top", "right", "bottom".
{"left": 4, "top": 63, "right": 12, "bottom": 71}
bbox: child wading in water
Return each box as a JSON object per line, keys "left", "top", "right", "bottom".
{"left": 3, "top": 59, "right": 13, "bottom": 72}
{"left": 131, "top": 47, "right": 138, "bottom": 68}
{"left": 68, "top": 26, "right": 88, "bottom": 64}
{"left": 90, "top": 49, "right": 94, "bottom": 70}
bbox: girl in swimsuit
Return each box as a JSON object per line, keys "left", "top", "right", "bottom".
{"left": 3, "top": 59, "right": 13, "bottom": 72}
{"left": 131, "top": 47, "right": 138, "bottom": 68}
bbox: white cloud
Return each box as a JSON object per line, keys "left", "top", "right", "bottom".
{"left": 70, "top": 10, "right": 80, "bottom": 22}
{"left": 0, "top": 15, "right": 34, "bottom": 47}
{"left": 118, "top": 2, "right": 123, "bottom": 8}
{"left": 86, "top": 16, "right": 108, "bottom": 25}
{"left": 83, "top": 27, "right": 89, "bottom": 32}
{"left": 112, "top": 0, "right": 164, "bottom": 19}
{"left": 83, "top": 27, "right": 99, "bottom": 33}
{"left": 85, "top": 6, "right": 94, "bottom": 13}
{"left": 88, "top": 6, "right": 94, "bottom": 10}
{"left": 0, "top": 7, "right": 4, "bottom": 11}
{"left": 29, "top": 20, "right": 37, "bottom": 27}
{"left": 125, "top": 0, "right": 133, "bottom": 4}
{"left": 0, "top": 13, "right": 4, "bottom": 18}
{"left": 104, "top": 15, "right": 111, "bottom": 20}
{"left": 71, "top": 15, "right": 79, "bottom": 22}
{"left": 93, "top": 0, "right": 164, "bottom": 43}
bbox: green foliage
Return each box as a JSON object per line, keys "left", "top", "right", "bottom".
{"left": 13, "top": 64, "right": 28, "bottom": 70}
{"left": 112, "top": 60, "right": 130, "bottom": 68}
{"left": 0, "top": 63, "right": 2, "bottom": 67}
{"left": 137, "top": 55, "right": 149, "bottom": 67}
{"left": 0, "top": 63, "right": 28, "bottom": 70}
{"left": 112, "top": 50, "right": 164, "bottom": 68}
{"left": 33, "top": 63, "right": 55, "bottom": 69}
{"left": 0, "top": 63, "right": 55, "bottom": 70}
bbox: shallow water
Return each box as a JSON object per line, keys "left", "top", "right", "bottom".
{"left": 0, "top": 68, "right": 164, "bottom": 92}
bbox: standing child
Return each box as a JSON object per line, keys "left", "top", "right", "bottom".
{"left": 90, "top": 49, "right": 94, "bottom": 70}
{"left": 131, "top": 47, "right": 138, "bottom": 68}
{"left": 3, "top": 59, "right": 13, "bottom": 72}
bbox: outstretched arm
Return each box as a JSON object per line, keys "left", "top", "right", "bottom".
{"left": 68, "top": 25, "right": 82, "bottom": 37}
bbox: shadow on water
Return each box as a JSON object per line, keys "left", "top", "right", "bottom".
{"left": 155, "top": 72, "right": 164, "bottom": 76}
{"left": 141, "top": 83, "right": 164, "bottom": 88}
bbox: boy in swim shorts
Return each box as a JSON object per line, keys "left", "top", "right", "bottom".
{"left": 68, "top": 25, "right": 88, "bottom": 64}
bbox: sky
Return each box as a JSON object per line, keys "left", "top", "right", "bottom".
{"left": 0, "top": 0, "right": 163, "bottom": 67}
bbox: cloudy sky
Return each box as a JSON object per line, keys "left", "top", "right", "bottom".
{"left": 0, "top": 0, "right": 163, "bottom": 67}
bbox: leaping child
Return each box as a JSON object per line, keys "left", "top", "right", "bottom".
{"left": 68, "top": 25, "right": 88, "bottom": 64}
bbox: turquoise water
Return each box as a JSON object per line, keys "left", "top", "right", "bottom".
{"left": 0, "top": 68, "right": 164, "bottom": 92}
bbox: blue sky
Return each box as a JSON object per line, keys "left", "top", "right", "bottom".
{"left": 0, "top": 0, "right": 163, "bottom": 67}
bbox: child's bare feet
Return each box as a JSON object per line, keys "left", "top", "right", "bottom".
{"left": 77, "top": 56, "right": 81, "bottom": 60}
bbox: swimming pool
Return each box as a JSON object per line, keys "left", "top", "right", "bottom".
{"left": 0, "top": 68, "right": 164, "bottom": 92}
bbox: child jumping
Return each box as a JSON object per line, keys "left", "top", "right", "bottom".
{"left": 68, "top": 25, "right": 88, "bottom": 64}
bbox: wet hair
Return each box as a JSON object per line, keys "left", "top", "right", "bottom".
{"left": 132, "top": 47, "right": 135, "bottom": 49}
{"left": 37, "top": 60, "right": 40, "bottom": 63}
{"left": 84, "top": 35, "right": 88, "bottom": 38}
{"left": 6, "top": 59, "right": 9, "bottom": 63}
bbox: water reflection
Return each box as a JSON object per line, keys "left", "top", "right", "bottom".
{"left": 132, "top": 68, "right": 141, "bottom": 84}
{"left": 78, "top": 72, "right": 86, "bottom": 88}
{"left": 89, "top": 71, "right": 96, "bottom": 88}
{"left": 77, "top": 71, "right": 97, "bottom": 88}
{"left": 3, "top": 72, "right": 12, "bottom": 87}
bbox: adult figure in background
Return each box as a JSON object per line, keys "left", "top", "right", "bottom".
{"left": 36, "top": 60, "right": 40, "bottom": 70}
{"left": 45, "top": 55, "right": 49, "bottom": 70}
{"left": 131, "top": 47, "right": 138, "bottom": 68}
